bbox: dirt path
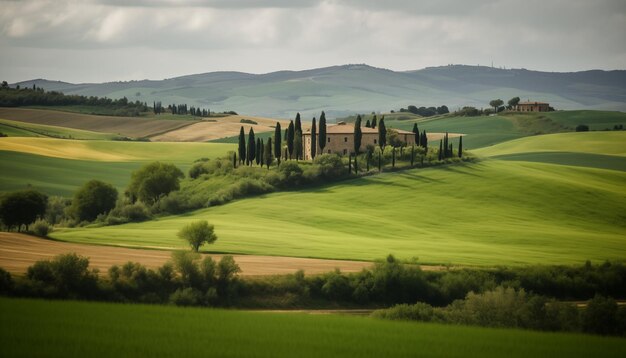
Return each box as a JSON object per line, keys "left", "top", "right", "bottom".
{"left": 0, "top": 232, "right": 372, "bottom": 276}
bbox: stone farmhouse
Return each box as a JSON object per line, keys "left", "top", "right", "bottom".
{"left": 517, "top": 101, "right": 550, "bottom": 112}
{"left": 302, "top": 123, "right": 416, "bottom": 160}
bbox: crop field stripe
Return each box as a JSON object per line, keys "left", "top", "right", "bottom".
{"left": 1, "top": 297, "right": 625, "bottom": 358}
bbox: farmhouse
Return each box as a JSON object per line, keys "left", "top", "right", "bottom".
{"left": 302, "top": 123, "right": 416, "bottom": 160}
{"left": 517, "top": 101, "right": 550, "bottom": 112}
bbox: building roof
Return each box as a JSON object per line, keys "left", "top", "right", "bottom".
{"left": 303, "top": 124, "right": 414, "bottom": 135}
{"left": 518, "top": 101, "right": 549, "bottom": 105}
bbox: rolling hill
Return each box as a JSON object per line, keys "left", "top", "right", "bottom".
{"left": 15, "top": 64, "right": 626, "bottom": 119}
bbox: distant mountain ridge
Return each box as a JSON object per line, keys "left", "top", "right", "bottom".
{"left": 14, "top": 64, "right": 626, "bottom": 118}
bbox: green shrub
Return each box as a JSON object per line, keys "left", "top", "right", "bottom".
{"left": 70, "top": 180, "right": 118, "bottom": 222}
{"left": 126, "top": 162, "right": 184, "bottom": 204}
{"left": 0, "top": 267, "right": 13, "bottom": 294}
{"left": 582, "top": 295, "right": 619, "bottom": 335}
{"left": 26, "top": 253, "right": 99, "bottom": 298}
{"left": 169, "top": 287, "right": 203, "bottom": 306}
{"left": 29, "top": 219, "right": 52, "bottom": 237}
{"left": 371, "top": 302, "right": 436, "bottom": 322}
{"left": 106, "top": 201, "right": 151, "bottom": 225}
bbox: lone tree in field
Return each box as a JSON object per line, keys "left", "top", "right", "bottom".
{"left": 0, "top": 189, "right": 47, "bottom": 232}
{"left": 274, "top": 122, "right": 282, "bottom": 165}
{"left": 127, "top": 162, "right": 184, "bottom": 204}
{"left": 489, "top": 99, "right": 504, "bottom": 113}
{"left": 238, "top": 126, "right": 246, "bottom": 164}
{"left": 287, "top": 120, "right": 295, "bottom": 159}
{"left": 71, "top": 180, "right": 118, "bottom": 222}
{"left": 178, "top": 220, "right": 217, "bottom": 252}
{"left": 247, "top": 127, "right": 256, "bottom": 165}
{"left": 508, "top": 96, "right": 520, "bottom": 110}
{"left": 354, "top": 115, "right": 362, "bottom": 154}
{"left": 378, "top": 116, "right": 387, "bottom": 149}
{"left": 310, "top": 117, "right": 317, "bottom": 160}
{"left": 318, "top": 111, "right": 327, "bottom": 154}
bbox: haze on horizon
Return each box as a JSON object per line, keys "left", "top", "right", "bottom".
{"left": 0, "top": 0, "right": 625, "bottom": 84}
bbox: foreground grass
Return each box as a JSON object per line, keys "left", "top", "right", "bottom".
{"left": 53, "top": 159, "right": 626, "bottom": 266}
{"left": 1, "top": 298, "right": 624, "bottom": 358}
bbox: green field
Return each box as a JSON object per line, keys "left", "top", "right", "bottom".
{"left": 52, "top": 159, "right": 626, "bottom": 266}
{"left": 0, "top": 118, "right": 120, "bottom": 140}
{"left": 1, "top": 298, "right": 624, "bottom": 358}
{"left": 0, "top": 138, "right": 235, "bottom": 196}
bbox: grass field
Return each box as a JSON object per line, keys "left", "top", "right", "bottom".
{"left": 0, "top": 118, "right": 120, "bottom": 140}
{"left": 52, "top": 159, "right": 626, "bottom": 266}
{"left": 1, "top": 298, "right": 624, "bottom": 358}
{"left": 0, "top": 138, "right": 235, "bottom": 196}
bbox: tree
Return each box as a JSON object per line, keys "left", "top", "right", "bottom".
{"left": 294, "top": 113, "right": 302, "bottom": 160}
{"left": 437, "top": 105, "right": 449, "bottom": 114}
{"left": 354, "top": 115, "right": 362, "bottom": 154}
{"left": 378, "top": 116, "right": 387, "bottom": 149}
{"left": 274, "top": 122, "right": 282, "bottom": 165}
{"left": 287, "top": 120, "right": 295, "bottom": 159}
{"left": 70, "top": 180, "right": 118, "bottom": 222}
{"left": 238, "top": 126, "right": 246, "bottom": 164}
{"left": 264, "top": 137, "right": 273, "bottom": 169}
{"left": 256, "top": 138, "right": 262, "bottom": 166}
{"left": 443, "top": 132, "right": 449, "bottom": 158}
{"left": 293, "top": 130, "right": 302, "bottom": 161}
{"left": 412, "top": 123, "right": 419, "bottom": 146}
{"left": 422, "top": 130, "right": 428, "bottom": 152}
{"left": 247, "top": 128, "right": 256, "bottom": 165}
{"left": 365, "top": 119, "right": 371, "bottom": 128}
{"left": 438, "top": 140, "right": 443, "bottom": 160}
{"left": 126, "top": 162, "right": 184, "bottom": 205}
{"left": 319, "top": 112, "right": 327, "bottom": 153}
{"left": 0, "top": 190, "right": 47, "bottom": 231}
{"left": 576, "top": 124, "right": 589, "bottom": 132}
{"left": 489, "top": 99, "right": 504, "bottom": 113}
{"left": 178, "top": 220, "right": 217, "bottom": 252}
{"left": 407, "top": 105, "right": 418, "bottom": 114}
{"left": 508, "top": 97, "right": 520, "bottom": 110}
{"left": 371, "top": 115, "right": 377, "bottom": 129}
{"left": 311, "top": 117, "right": 317, "bottom": 160}
{"left": 458, "top": 136, "right": 463, "bottom": 158}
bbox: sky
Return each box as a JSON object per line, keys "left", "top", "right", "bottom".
{"left": 0, "top": 0, "right": 625, "bottom": 83}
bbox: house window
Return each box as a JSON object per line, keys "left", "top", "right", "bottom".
{"left": 344, "top": 137, "right": 347, "bottom": 142}
{"left": 343, "top": 149, "right": 347, "bottom": 155}
{"left": 374, "top": 139, "right": 377, "bottom": 144}
{"left": 327, "top": 138, "right": 331, "bottom": 143}
{"left": 327, "top": 149, "right": 331, "bottom": 153}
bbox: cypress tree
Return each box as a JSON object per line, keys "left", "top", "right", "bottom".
{"left": 371, "top": 115, "right": 377, "bottom": 129}
{"left": 319, "top": 111, "right": 327, "bottom": 153}
{"left": 422, "top": 130, "right": 428, "bottom": 153}
{"left": 392, "top": 147, "right": 396, "bottom": 167}
{"left": 294, "top": 113, "right": 302, "bottom": 159}
{"left": 233, "top": 152, "right": 237, "bottom": 168}
{"left": 365, "top": 119, "right": 371, "bottom": 128}
{"left": 412, "top": 123, "right": 419, "bottom": 146}
{"left": 411, "top": 145, "right": 415, "bottom": 166}
{"left": 311, "top": 117, "right": 317, "bottom": 160}
{"left": 265, "top": 138, "right": 273, "bottom": 169}
{"left": 378, "top": 116, "right": 387, "bottom": 150}
{"left": 354, "top": 115, "right": 362, "bottom": 154}
{"left": 287, "top": 120, "right": 295, "bottom": 159}
{"left": 294, "top": 130, "right": 302, "bottom": 161}
{"left": 354, "top": 154, "right": 358, "bottom": 174}
{"left": 443, "top": 132, "right": 449, "bottom": 158}
{"left": 247, "top": 128, "right": 256, "bottom": 165}
{"left": 274, "top": 122, "right": 282, "bottom": 165}
{"left": 438, "top": 140, "right": 443, "bottom": 161}
{"left": 458, "top": 136, "right": 463, "bottom": 158}
{"left": 238, "top": 126, "right": 246, "bottom": 164}
{"left": 256, "top": 138, "right": 262, "bottom": 165}
{"left": 348, "top": 153, "right": 352, "bottom": 173}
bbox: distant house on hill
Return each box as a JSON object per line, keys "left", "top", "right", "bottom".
{"left": 302, "top": 123, "right": 415, "bottom": 160}
{"left": 517, "top": 101, "right": 550, "bottom": 112}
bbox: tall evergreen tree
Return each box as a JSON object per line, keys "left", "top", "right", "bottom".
{"left": 449, "top": 144, "right": 453, "bottom": 158}
{"left": 287, "top": 121, "right": 295, "bottom": 159}
{"left": 443, "top": 132, "right": 449, "bottom": 158}
{"left": 318, "top": 111, "right": 327, "bottom": 153}
{"left": 256, "top": 138, "right": 262, "bottom": 165}
{"left": 354, "top": 115, "right": 362, "bottom": 154}
{"left": 238, "top": 126, "right": 246, "bottom": 164}
{"left": 247, "top": 128, "right": 256, "bottom": 165}
{"left": 371, "top": 115, "right": 377, "bottom": 129}
{"left": 293, "top": 130, "right": 302, "bottom": 161}
{"left": 311, "top": 117, "right": 317, "bottom": 160}
{"left": 365, "top": 119, "right": 371, "bottom": 128}
{"left": 233, "top": 152, "right": 237, "bottom": 169}
{"left": 274, "top": 122, "right": 282, "bottom": 163}
{"left": 412, "top": 123, "right": 420, "bottom": 146}
{"left": 458, "top": 136, "right": 463, "bottom": 158}
{"left": 378, "top": 116, "right": 387, "bottom": 149}
{"left": 422, "top": 130, "right": 428, "bottom": 152}
{"left": 294, "top": 113, "right": 303, "bottom": 160}
{"left": 265, "top": 138, "right": 273, "bottom": 168}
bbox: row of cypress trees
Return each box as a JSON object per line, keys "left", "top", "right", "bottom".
{"left": 437, "top": 132, "right": 463, "bottom": 160}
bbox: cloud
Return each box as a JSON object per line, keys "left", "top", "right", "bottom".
{"left": 0, "top": 0, "right": 624, "bottom": 83}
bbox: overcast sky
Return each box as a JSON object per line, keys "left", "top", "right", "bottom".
{"left": 1, "top": 0, "right": 625, "bottom": 83}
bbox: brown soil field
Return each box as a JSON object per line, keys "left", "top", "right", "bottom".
{"left": 0, "top": 108, "right": 194, "bottom": 138}
{"left": 151, "top": 114, "right": 302, "bottom": 142}
{"left": 0, "top": 232, "right": 372, "bottom": 276}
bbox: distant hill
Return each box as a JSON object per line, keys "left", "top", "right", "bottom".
{"left": 14, "top": 64, "right": 626, "bottom": 119}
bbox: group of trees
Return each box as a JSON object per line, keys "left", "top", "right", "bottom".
{"left": 152, "top": 102, "right": 211, "bottom": 117}
{"left": 0, "top": 82, "right": 147, "bottom": 116}
{"left": 437, "top": 132, "right": 462, "bottom": 160}
{"left": 398, "top": 105, "right": 449, "bottom": 117}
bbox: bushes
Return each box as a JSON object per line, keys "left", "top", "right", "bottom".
{"left": 70, "top": 180, "right": 118, "bottom": 222}
{"left": 576, "top": 124, "right": 590, "bottom": 132}
{"left": 0, "top": 189, "right": 48, "bottom": 231}
{"left": 371, "top": 302, "right": 435, "bottom": 322}
{"left": 25, "top": 253, "right": 99, "bottom": 299}
{"left": 126, "top": 162, "right": 184, "bottom": 205}
{"left": 105, "top": 201, "right": 151, "bottom": 225}
{"left": 29, "top": 219, "right": 52, "bottom": 237}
